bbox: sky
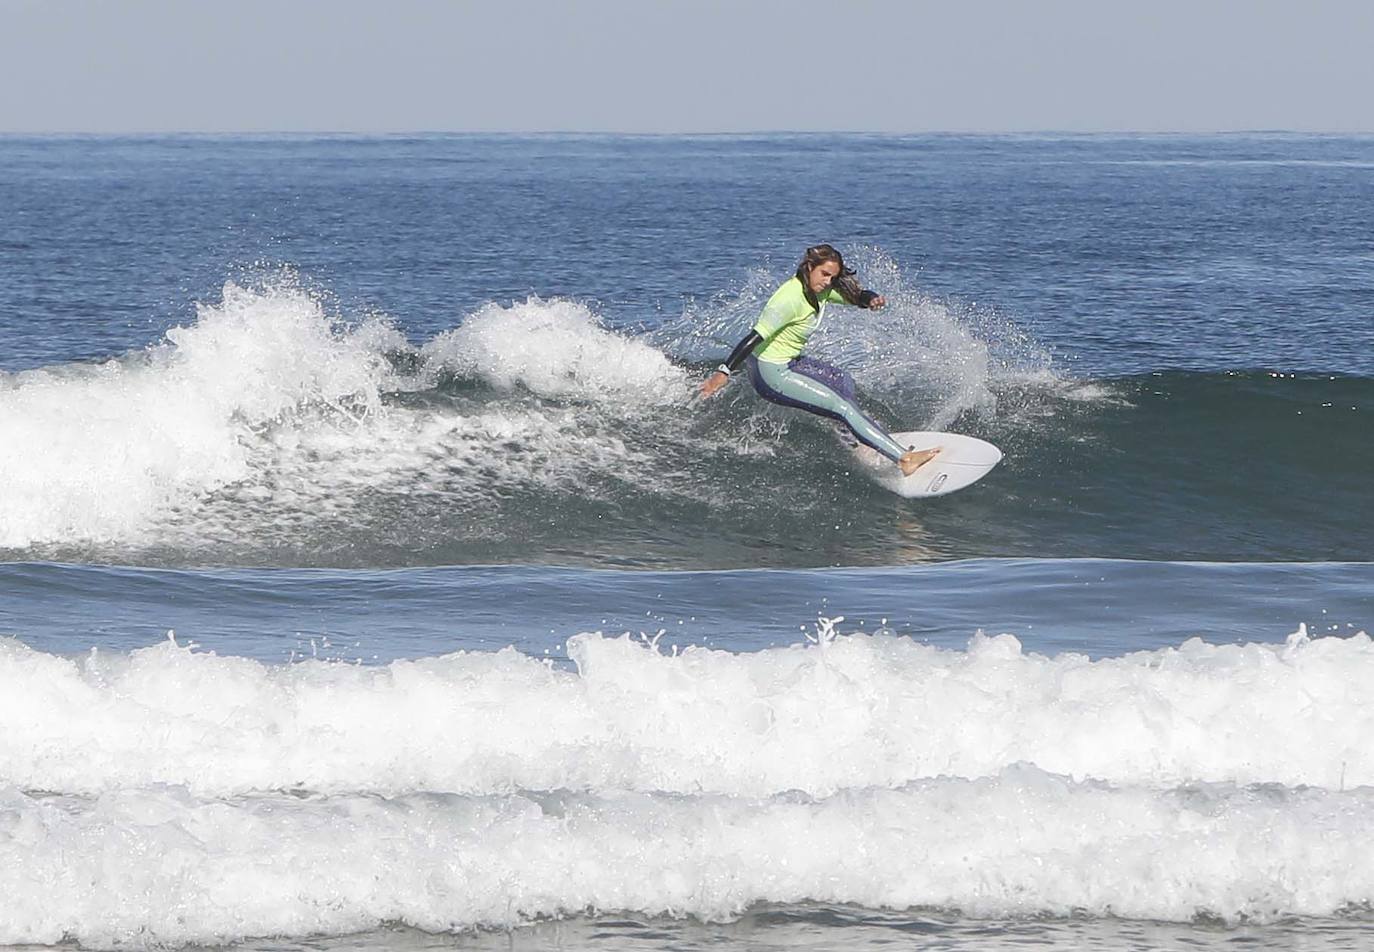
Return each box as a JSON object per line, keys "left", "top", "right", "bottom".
{"left": 2, "top": 0, "right": 1372, "bottom": 134}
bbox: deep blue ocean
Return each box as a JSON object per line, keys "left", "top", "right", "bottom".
{"left": 2, "top": 134, "right": 1373, "bottom": 951}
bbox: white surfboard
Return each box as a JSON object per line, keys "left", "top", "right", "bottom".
{"left": 853, "top": 430, "right": 1003, "bottom": 498}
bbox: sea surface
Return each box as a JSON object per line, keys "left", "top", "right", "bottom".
{"left": 1, "top": 133, "right": 1373, "bottom": 951}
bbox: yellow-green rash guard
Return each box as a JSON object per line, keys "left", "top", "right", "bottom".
{"left": 751, "top": 277, "right": 851, "bottom": 364}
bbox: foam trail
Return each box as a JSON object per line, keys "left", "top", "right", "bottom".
{"left": 4, "top": 771, "right": 1373, "bottom": 947}
{"left": 3, "top": 627, "right": 1372, "bottom": 797}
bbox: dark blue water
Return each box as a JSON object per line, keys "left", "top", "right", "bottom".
{"left": 5, "top": 134, "right": 1374, "bottom": 375}
{"left": 2, "top": 134, "right": 1373, "bottom": 951}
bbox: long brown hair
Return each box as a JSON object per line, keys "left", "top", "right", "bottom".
{"left": 796, "top": 244, "right": 863, "bottom": 310}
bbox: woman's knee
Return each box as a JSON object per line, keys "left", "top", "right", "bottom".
{"left": 836, "top": 401, "right": 872, "bottom": 429}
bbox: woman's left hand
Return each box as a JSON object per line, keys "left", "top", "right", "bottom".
{"left": 869, "top": 295, "right": 886, "bottom": 309}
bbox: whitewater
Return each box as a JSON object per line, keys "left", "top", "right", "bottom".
{"left": 5, "top": 626, "right": 1372, "bottom": 797}
{"left": 7, "top": 773, "right": 1374, "bottom": 946}
{"left": 0, "top": 284, "right": 689, "bottom": 552}
{"left": 4, "top": 624, "right": 1374, "bottom": 946}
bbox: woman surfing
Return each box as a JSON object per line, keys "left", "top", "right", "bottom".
{"left": 699, "top": 245, "right": 941, "bottom": 476}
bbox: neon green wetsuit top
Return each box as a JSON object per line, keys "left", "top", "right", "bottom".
{"left": 751, "top": 277, "right": 851, "bottom": 363}
{"left": 743, "top": 276, "right": 909, "bottom": 463}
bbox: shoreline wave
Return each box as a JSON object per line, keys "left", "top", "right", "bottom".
{"left": 3, "top": 626, "right": 1371, "bottom": 798}
{"left": 5, "top": 769, "right": 1374, "bottom": 946}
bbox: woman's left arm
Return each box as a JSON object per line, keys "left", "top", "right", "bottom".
{"left": 827, "top": 282, "right": 885, "bottom": 309}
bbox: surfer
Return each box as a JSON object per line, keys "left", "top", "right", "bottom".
{"left": 699, "top": 245, "right": 941, "bottom": 476}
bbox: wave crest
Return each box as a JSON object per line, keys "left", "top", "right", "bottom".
{"left": 423, "top": 297, "right": 690, "bottom": 403}
{"left": 4, "top": 627, "right": 1371, "bottom": 798}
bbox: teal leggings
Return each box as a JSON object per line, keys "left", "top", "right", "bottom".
{"left": 747, "top": 356, "right": 907, "bottom": 462}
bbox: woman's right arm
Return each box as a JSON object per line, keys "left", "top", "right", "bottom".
{"left": 699, "top": 330, "right": 764, "bottom": 398}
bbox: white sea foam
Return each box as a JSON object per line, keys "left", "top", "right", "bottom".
{"left": 3, "top": 771, "right": 1372, "bottom": 947}
{"left": 3, "top": 627, "right": 1371, "bottom": 798}
{"left": 0, "top": 283, "right": 399, "bottom": 548}
{"left": 0, "top": 287, "right": 689, "bottom": 551}
{"left": 422, "top": 297, "right": 690, "bottom": 404}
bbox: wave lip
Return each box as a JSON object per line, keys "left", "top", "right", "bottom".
{"left": 4, "top": 770, "right": 1373, "bottom": 947}
{"left": 0, "top": 285, "right": 693, "bottom": 559}
{"left": 422, "top": 296, "right": 690, "bottom": 404}
{"left": 4, "top": 626, "right": 1373, "bottom": 798}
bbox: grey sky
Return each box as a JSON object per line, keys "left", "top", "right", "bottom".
{"left": 2, "top": 0, "right": 1372, "bottom": 133}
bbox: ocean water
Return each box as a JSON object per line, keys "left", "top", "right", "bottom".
{"left": 1, "top": 133, "right": 1373, "bottom": 951}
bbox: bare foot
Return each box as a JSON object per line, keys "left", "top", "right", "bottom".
{"left": 899, "top": 446, "right": 942, "bottom": 477}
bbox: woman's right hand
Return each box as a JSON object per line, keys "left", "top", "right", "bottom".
{"left": 699, "top": 371, "right": 729, "bottom": 399}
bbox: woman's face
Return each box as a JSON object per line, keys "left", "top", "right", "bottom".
{"left": 807, "top": 260, "right": 841, "bottom": 294}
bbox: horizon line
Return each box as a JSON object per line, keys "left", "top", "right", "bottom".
{"left": 3, "top": 128, "right": 1374, "bottom": 138}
